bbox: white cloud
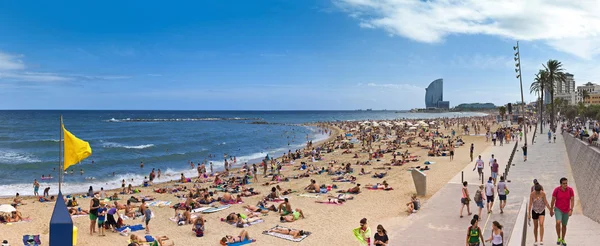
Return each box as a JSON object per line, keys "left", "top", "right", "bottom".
{"left": 0, "top": 72, "right": 71, "bottom": 82}
{"left": 335, "top": 0, "right": 600, "bottom": 59}
{"left": 0, "top": 51, "right": 25, "bottom": 70}
{"left": 364, "top": 82, "right": 422, "bottom": 90}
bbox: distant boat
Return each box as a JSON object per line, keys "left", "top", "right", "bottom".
{"left": 366, "top": 109, "right": 372, "bottom": 111}
{"left": 355, "top": 109, "right": 363, "bottom": 111}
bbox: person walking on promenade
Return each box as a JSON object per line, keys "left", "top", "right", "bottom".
{"left": 485, "top": 221, "right": 504, "bottom": 246}
{"left": 474, "top": 185, "right": 486, "bottom": 219}
{"left": 460, "top": 181, "right": 473, "bottom": 218}
{"left": 473, "top": 155, "right": 484, "bottom": 181}
{"left": 550, "top": 177, "right": 575, "bottom": 246}
{"left": 529, "top": 183, "right": 552, "bottom": 245}
{"left": 488, "top": 154, "right": 495, "bottom": 176}
{"left": 491, "top": 159, "right": 499, "bottom": 185}
{"left": 466, "top": 218, "right": 485, "bottom": 246}
{"left": 522, "top": 144, "right": 528, "bottom": 162}
{"left": 548, "top": 130, "right": 552, "bottom": 143}
{"left": 373, "top": 224, "right": 389, "bottom": 246}
{"left": 497, "top": 176, "right": 508, "bottom": 214}
{"left": 470, "top": 144, "right": 474, "bottom": 162}
{"left": 492, "top": 132, "right": 497, "bottom": 146}
{"left": 485, "top": 177, "right": 494, "bottom": 214}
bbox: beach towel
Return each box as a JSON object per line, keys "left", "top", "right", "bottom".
{"left": 366, "top": 187, "right": 394, "bottom": 191}
{"left": 116, "top": 224, "right": 144, "bottom": 232}
{"left": 227, "top": 238, "right": 256, "bottom": 246}
{"left": 352, "top": 226, "right": 371, "bottom": 246}
{"left": 314, "top": 201, "right": 343, "bottom": 205}
{"left": 263, "top": 226, "right": 311, "bottom": 242}
{"left": 22, "top": 235, "right": 41, "bottom": 246}
{"left": 297, "top": 194, "right": 320, "bottom": 198}
{"left": 169, "top": 214, "right": 198, "bottom": 224}
{"left": 220, "top": 200, "right": 243, "bottom": 205}
{"left": 221, "top": 218, "right": 264, "bottom": 227}
{"left": 424, "top": 161, "right": 435, "bottom": 165}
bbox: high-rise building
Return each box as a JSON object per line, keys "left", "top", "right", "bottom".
{"left": 424, "top": 78, "right": 450, "bottom": 109}
{"left": 546, "top": 73, "right": 577, "bottom": 105}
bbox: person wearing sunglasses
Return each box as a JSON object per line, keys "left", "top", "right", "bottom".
{"left": 374, "top": 224, "right": 389, "bottom": 246}
{"left": 550, "top": 177, "right": 575, "bottom": 246}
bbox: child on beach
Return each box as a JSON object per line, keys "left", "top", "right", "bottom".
{"left": 97, "top": 202, "right": 107, "bottom": 236}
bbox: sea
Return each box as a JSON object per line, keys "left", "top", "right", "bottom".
{"left": 0, "top": 110, "right": 487, "bottom": 197}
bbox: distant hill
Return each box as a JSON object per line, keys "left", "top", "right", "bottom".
{"left": 454, "top": 103, "right": 497, "bottom": 109}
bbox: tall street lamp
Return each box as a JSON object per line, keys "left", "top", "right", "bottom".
{"left": 514, "top": 41, "right": 528, "bottom": 145}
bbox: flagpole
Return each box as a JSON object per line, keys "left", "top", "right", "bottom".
{"left": 59, "top": 116, "right": 63, "bottom": 193}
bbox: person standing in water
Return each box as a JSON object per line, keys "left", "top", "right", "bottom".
{"left": 33, "top": 179, "right": 40, "bottom": 197}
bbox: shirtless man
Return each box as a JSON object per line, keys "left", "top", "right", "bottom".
{"left": 304, "top": 179, "right": 319, "bottom": 193}
{"left": 278, "top": 198, "right": 293, "bottom": 215}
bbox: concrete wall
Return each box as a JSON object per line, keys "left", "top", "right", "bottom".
{"left": 563, "top": 133, "right": 600, "bottom": 223}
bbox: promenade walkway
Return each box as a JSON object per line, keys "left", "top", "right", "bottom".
{"left": 389, "top": 131, "right": 600, "bottom": 245}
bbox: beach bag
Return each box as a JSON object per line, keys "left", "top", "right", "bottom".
{"left": 194, "top": 225, "right": 204, "bottom": 237}
{"left": 505, "top": 188, "right": 510, "bottom": 195}
{"left": 474, "top": 190, "right": 483, "bottom": 203}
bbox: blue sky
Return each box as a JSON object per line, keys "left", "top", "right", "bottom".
{"left": 1, "top": 0, "right": 599, "bottom": 110}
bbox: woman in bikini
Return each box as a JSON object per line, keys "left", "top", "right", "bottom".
{"left": 280, "top": 208, "right": 305, "bottom": 222}
{"left": 129, "top": 234, "right": 173, "bottom": 246}
{"left": 267, "top": 227, "right": 306, "bottom": 239}
{"left": 220, "top": 230, "right": 254, "bottom": 245}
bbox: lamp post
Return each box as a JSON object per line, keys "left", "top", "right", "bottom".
{"left": 514, "top": 41, "right": 528, "bottom": 145}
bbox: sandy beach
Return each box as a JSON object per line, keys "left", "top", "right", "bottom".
{"left": 0, "top": 116, "right": 498, "bottom": 246}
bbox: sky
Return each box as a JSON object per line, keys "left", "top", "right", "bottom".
{"left": 1, "top": 0, "right": 600, "bottom": 110}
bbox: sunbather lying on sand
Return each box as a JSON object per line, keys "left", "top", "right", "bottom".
{"left": 331, "top": 175, "right": 356, "bottom": 182}
{"left": 266, "top": 227, "right": 307, "bottom": 239}
{"left": 358, "top": 168, "right": 372, "bottom": 175}
{"left": 69, "top": 208, "right": 89, "bottom": 215}
{"left": 338, "top": 184, "right": 360, "bottom": 194}
{"left": 224, "top": 212, "right": 261, "bottom": 224}
{"left": 243, "top": 204, "right": 276, "bottom": 214}
{"left": 366, "top": 181, "right": 391, "bottom": 190}
{"left": 129, "top": 234, "right": 173, "bottom": 246}
{"left": 276, "top": 185, "right": 293, "bottom": 195}
{"left": 280, "top": 208, "right": 305, "bottom": 222}
{"left": 329, "top": 194, "right": 354, "bottom": 200}
{"left": 316, "top": 198, "right": 345, "bottom": 204}
{"left": 220, "top": 230, "right": 255, "bottom": 245}
{"left": 373, "top": 172, "right": 387, "bottom": 179}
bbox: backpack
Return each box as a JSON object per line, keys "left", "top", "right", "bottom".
{"left": 474, "top": 190, "right": 483, "bottom": 203}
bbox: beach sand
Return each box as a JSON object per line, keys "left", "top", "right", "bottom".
{"left": 0, "top": 119, "right": 496, "bottom": 245}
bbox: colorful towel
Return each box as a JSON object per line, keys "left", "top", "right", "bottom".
{"left": 22, "top": 235, "right": 41, "bottom": 246}
{"left": 263, "top": 225, "right": 311, "bottom": 242}
{"left": 352, "top": 226, "right": 371, "bottom": 245}
{"left": 227, "top": 238, "right": 256, "bottom": 246}
{"left": 116, "top": 224, "right": 144, "bottom": 232}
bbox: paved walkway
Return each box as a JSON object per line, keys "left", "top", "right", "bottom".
{"left": 389, "top": 135, "right": 519, "bottom": 245}
{"left": 390, "top": 131, "right": 600, "bottom": 245}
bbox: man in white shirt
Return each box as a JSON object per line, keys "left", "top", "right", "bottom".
{"left": 485, "top": 177, "right": 495, "bottom": 214}
{"left": 472, "top": 155, "right": 485, "bottom": 180}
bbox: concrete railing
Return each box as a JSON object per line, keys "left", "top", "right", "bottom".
{"left": 508, "top": 197, "right": 528, "bottom": 246}
{"left": 563, "top": 132, "right": 600, "bottom": 224}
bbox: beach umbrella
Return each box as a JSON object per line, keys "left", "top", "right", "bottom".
{"left": 0, "top": 204, "right": 16, "bottom": 213}
{"left": 405, "top": 122, "right": 413, "bottom": 126}
{"left": 429, "top": 121, "right": 436, "bottom": 124}
{"left": 372, "top": 122, "right": 380, "bottom": 127}
{"left": 409, "top": 126, "right": 417, "bottom": 130}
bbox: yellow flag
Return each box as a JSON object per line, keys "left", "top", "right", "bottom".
{"left": 62, "top": 124, "right": 92, "bottom": 170}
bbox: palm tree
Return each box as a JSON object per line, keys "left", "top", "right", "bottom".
{"left": 543, "top": 60, "right": 566, "bottom": 131}
{"left": 531, "top": 69, "right": 548, "bottom": 133}
{"left": 498, "top": 106, "right": 506, "bottom": 120}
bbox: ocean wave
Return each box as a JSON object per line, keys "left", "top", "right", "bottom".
{"left": 101, "top": 141, "right": 155, "bottom": 149}
{"left": 105, "top": 117, "right": 261, "bottom": 122}
{"left": 0, "top": 150, "right": 41, "bottom": 164}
